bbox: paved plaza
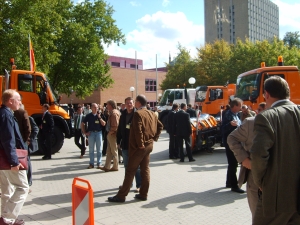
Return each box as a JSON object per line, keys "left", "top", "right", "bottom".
{"left": 7, "top": 131, "right": 252, "bottom": 224}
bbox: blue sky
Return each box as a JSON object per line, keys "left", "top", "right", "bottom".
{"left": 77, "top": 0, "right": 300, "bottom": 69}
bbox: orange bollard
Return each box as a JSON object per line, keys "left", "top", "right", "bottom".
{"left": 72, "top": 177, "right": 94, "bottom": 225}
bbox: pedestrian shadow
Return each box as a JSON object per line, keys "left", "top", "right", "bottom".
{"left": 141, "top": 187, "right": 246, "bottom": 211}
{"left": 189, "top": 165, "right": 228, "bottom": 172}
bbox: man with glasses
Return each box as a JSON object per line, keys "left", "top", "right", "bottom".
{"left": 81, "top": 103, "right": 106, "bottom": 169}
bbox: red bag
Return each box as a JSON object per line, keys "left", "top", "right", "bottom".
{"left": 0, "top": 149, "right": 28, "bottom": 170}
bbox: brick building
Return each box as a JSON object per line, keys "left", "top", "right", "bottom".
{"left": 60, "top": 56, "right": 167, "bottom": 108}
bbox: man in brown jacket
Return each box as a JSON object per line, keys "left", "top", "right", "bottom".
{"left": 108, "top": 95, "right": 163, "bottom": 202}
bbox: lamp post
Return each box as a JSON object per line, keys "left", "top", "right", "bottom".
{"left": 129, "top": 86, "right": 135, "bottom": 98}
{"left": 188, "top": 77, "right": 196, "bottom": 88}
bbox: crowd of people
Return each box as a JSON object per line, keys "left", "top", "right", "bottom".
{"left": 1, "top": 75, "right": 300, "bottom": 224}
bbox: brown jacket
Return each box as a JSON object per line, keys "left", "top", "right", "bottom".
{"left": 108, "top": 109, "right": 120, "bottom": 133}
{"left": 14, "top": 109, "right": 31, "bottom": 142}
{"left": 129, "top": 108, "right": 163, "bottom": 152}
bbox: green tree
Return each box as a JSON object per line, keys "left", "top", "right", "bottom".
{"left": 196, "top": 39, "right": 233, "bottom": 85}
{"left": 0, "top": 0, "right": 125, "bottom": 98}
{"left": 283, "top": 31, "right": 300, "bottom": 49}
{"left": 160, "top": 44, "right": 197, "bottom": 90}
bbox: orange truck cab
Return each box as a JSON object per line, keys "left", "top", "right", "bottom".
{"left": 195, "top": 84, "right": 236, "bottom": 116}
{"left": 0, "top": 60, "right": 73, "bottom": 154}
{"left": 235, "top": 56, "right": 300, "bottom": 110}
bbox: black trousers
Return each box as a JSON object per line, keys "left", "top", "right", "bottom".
{"left": 177, "top": 135, "right": 193, "bottom": 161}
{"left": 224, "top": 140, "right": 238, "bottom": 188}
{"left": 74, "top": 129, "right": 85, "bottom": 156}
{"left": 42, "top": 131, "right": 52, "bottom": 158}
{"left": 169, "top": 133, "right": 179, "bottom": 157}
{"left": 102, "top": 130, "right": 107, "bottom": 155}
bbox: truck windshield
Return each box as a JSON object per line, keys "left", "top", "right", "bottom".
{"left": 159, "top": 90, "right": 171, "bottom": 106}
{"left": 195, "top": 86, "right": 208, "bottom": 102}
{"left": 45, "top": 75, "right": 57, "bottom": 102}
{"left": 159, "top": 89, "right": 183, "bottom": 106}
{"left": 236, "top": 73, "right": 261, "bottom": 101}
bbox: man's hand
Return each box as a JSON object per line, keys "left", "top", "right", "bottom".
{"left": 242, "top": 157, "right": 251, "bottom": 169}
{"left": 230, "top": 120, "right": 238, "bottom": 126}
{"left": 139, "top": 145, "right": 145, "bottom": 150}
{"left": 85, "top": 132, "right": 90, "bottom": 137}
{"left": 11, "top": 163, "right": 24, "bottom": 171}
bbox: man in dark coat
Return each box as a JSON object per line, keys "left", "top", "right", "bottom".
{"left": 0, "top": 89, "right": 29, "bottom": 225}
{"left": 222, "top": 98, "right": 244, "bottom": 193}
{"left": 41, "top": 104, "right": 54, "bottom": 160}
{"left": 250, "top": 76, "right": 300, "bottom": 224}
{"left": 186, "top": 104, "right": 196, "bottom": 118}
{"left": 74, "top": 105, "right": 86, "bottom": 158}
{"left": 167, "top": 103, "right": 179, "bottom": 159}
{"left": 174, "top": 103, "right": 195, "bottom": 162}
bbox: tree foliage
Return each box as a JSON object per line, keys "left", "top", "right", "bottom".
{"left": 283, "top": 31, "right": 300, "bottom": 49}
{"left": 160, "top": 44, "right": 198, "bottom": 90}
{"left": 161, "top": 36, "right": 300, "bottom": 90}
{"left": 0, "top": 0, "right": 125, "bottom": 98}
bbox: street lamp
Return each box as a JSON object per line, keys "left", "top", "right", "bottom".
{"left": 188, "top": 77, "right": 196, "bottom": 88}
{"left": 129, "top": 86, "right": 135, "bottom": 98}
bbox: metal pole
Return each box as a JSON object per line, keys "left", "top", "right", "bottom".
{"left": 156, "top": 54, "right": 158, "bottom": 105}
{"left": 135, "top": 51, "right": 138, "bottom": 96}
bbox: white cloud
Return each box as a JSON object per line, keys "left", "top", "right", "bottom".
{"left": 105, "top": 11, "right": 204, "bottom": 69}
{"left": 130, "top": 1, "right": 141, "bottom": 7}
{"left": 162, "top": 0, "right": 170, "bottom": 7}
{"left": 271, "top": 0, "right": 300, "bottom": 37}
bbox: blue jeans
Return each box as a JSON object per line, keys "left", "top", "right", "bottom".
{"left": 122, "top": 149, "right": 141, "bottom": 188}
{"left": 88, "top": 131, "right": 102, "bottom": 166}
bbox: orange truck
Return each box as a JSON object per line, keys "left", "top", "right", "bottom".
{"left": 0, "top": 59, "right": 73, "bottom": 154}
{"left": 235, "top": 56, "right": 300, "bottom": 109}
{"left": 194, "top": 83, "right": 236, "bottom": 116}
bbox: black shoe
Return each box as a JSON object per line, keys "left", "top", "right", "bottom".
{"left": 179, "top": 159, "right": 184, "bottom": 162}
{"left": 231, "top": 187, "right": 245, "bottom": 193}
{"left": 134, "top": 194, "right": 147, "bottom": 201}
{"left": 169, "top": 156, "right": 177, "bottom": 159}
{"left": 108, "top": 196, "right": 125, "bottom": 203}
{"left": 42, "top": 156, "right": 51, "bottom": 160}
{"left": 189, "top": 158, "right": 196, "bottom": 162}
{"left": 225, "top": 184, "right": 231, "bottom": 188}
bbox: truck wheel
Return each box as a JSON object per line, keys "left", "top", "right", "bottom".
{"left": 51, "top": 126, "right": 64, "bottom": 154}
{"left": 37, "top": 126, "right": 64, "bottom": 155}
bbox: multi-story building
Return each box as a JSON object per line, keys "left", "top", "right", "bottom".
{"left": 205, "top": 0, "right": 279, "bottom": 44}
{"left": 60, "top": 56, "right": 167, "bottom": 108}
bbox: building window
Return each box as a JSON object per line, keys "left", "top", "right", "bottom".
{"left": 130, "top": 64, "right": 137, "bottom": 69}
{"left": 111, "top": 62, "right": 120, "bottom": 67}
{"left": 145, "top": 79, "right": 156, "bottom": 92}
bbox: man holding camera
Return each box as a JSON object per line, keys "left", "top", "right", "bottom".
{"left": 81, "top": 103, "right": 106, "bottom": 169}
